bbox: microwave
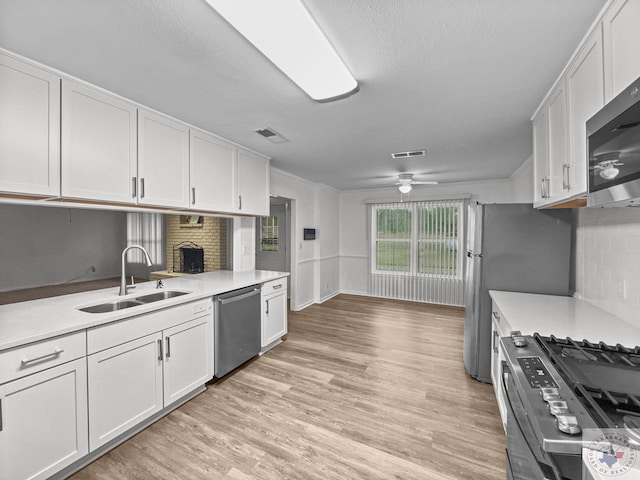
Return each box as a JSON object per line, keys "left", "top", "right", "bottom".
{"left": 587, "top": 75, "right": 640, "bottom": 207}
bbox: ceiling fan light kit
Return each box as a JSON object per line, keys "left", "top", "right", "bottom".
{"left": 205, "top": 0, "right": 358, "bottom": 102}
{"left": 395, "top": 173, "right": 438, "bottom": 193}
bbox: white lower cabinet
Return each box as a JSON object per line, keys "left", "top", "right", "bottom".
{"left": 87, "top": 332, "right": 163, "bottom": 450}
{"left": 163, "top": 317, "right": 210, "bottom": 406}
{"left": 87, "top": 305, "right": 213, "bottom": 451}
{"left": 490, "top": 305, "right": 510, "bottom": 432}
{"left": 0, "top": 357, "right": 88, "bottom": 480}
{"left": 261, "top": 278, "right": 288, "bottom": 351}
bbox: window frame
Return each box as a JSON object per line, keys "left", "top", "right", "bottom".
{"left": 370, "top": 202, "right": 464, "bottom": 278}
{"left": 259, "top": 215, "right": 279, "bottom": 252}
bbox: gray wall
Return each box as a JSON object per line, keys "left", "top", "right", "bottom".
{"left": 0, "top": 204, "right": 127, "bottom": 291}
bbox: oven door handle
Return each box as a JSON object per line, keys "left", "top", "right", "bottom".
{"left": 501, "top": 361, "right": 564, "bottom": 480}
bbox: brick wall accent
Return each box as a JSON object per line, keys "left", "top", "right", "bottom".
{"left": 165, "top": 216, "right": 228, "bottom": 272}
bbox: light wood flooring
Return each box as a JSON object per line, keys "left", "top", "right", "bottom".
{"left": 71, "top": 294, "right": 506, "bottom": 480}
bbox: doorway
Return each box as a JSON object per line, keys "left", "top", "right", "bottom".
{"left": 256, "top": 196, "right": 292, "bottom": 298}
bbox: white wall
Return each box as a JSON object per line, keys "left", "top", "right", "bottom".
{"left": 232, "top": 216, "right": 256, "bottom": 272}
{"left": 270, "top": 168, "right": 341, "bottom": 310}
{"left": 510, "top": 156, "right": 534, "bottom": 203}
{"left": 339, "top": 180, "right": 513, "bottom": 295}
{"left": 0, "top": 204, "right": 127, "bottom": 291}
{"left": 575, "top": 207, "right": 640, "bottom": 327}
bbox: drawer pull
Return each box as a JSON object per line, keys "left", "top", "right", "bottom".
{"left": 272, "top": 284, "right": 283, "bottom": 290}
{"left": 21, "top": 348, "right": 64, "bottom": 365}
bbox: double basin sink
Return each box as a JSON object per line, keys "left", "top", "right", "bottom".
{"left": 79, "top": 290, "right": 190, "bottom": 314}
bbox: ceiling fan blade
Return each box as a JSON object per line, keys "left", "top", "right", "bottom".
{"left": 412, "top": 181, "right": 439, "bottom": 185}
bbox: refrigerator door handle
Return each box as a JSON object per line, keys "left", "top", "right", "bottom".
{"left": 467, "top": 251, "right": 483, "bottom": 258}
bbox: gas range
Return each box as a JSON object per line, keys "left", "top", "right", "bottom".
{"left": 501, "top": 332, "right": 640, "bottom": 479}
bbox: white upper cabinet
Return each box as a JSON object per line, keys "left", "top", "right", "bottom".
{"left": 0, "top": 52, "right": 60, "bottom": 197}
{"left": 138, "top": 109, "right": 190, "bottom": 208}
{"left": 603, "top": 0, "right": 640, "bottom": 101}
{"left": 548, "top": 81, "right": 570, "bottom": 202}
{"left": 532, "top": 108, "right": 550, "bottom": 207}
{"left": 189, "top": 128, "right": 237, "bottom": 212}
{"left": 61, "top": 80, "right": 137, "bottom": 203}
{"left": 237, "top": 147, "right": 270, "bottom": 216}
{"left": 566, "top": 25, "right": 605, "bottom": 198}
{"left": 1, "top": 48, "right": 271, "bottom": 215}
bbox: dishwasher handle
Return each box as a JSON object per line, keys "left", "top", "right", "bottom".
{"left": 217, "top": 287, "right": 260, "bottom": 305}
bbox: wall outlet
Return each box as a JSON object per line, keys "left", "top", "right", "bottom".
{"left": 617, "top": 279, "right": 627, "bottom": 300}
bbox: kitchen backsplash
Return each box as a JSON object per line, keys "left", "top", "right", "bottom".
{"left": 575, "top": 206, "right": 640, "bottom": 328}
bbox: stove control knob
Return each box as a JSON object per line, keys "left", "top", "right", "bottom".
{"left": 555, "top": 415, "right": 582, "bottom": 435}
{"left": 540, "top": 387, "right": 560, "bottom": 402}
{"left": 547, "top": 400, "right": 569, "bottom": 416}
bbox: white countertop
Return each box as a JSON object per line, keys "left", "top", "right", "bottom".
{"left": 0, "top": 270, "right": 288, "bottom": 351}
{"left": 489, "top": 290, "right": 640, "bottom": 347}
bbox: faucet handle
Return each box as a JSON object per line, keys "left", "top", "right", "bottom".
{"left": 128, "top": 275, "right": 136, "bottom": 291}
{"left": 156, "top": 279, "right": 164, "bottom": 289}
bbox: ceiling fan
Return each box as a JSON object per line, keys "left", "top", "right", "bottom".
{"left": 396, "top": 173, "right": 438, "bottom": 193}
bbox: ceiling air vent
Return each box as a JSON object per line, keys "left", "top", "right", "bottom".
{"left": 391, "top": 150, "right": 426, "bottom": 159}
{"left": 255, "top": 127, "right": 288, "bottom": 144}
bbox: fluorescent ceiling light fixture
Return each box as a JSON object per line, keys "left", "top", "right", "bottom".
{"left": 206, "top": 0, "right": 358, "bottom": 102}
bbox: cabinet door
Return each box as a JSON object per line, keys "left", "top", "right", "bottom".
{"left": 61, "top": 80, "right": 137, "bottom": 203}
{"left": 490, "top": 326, "right": 507, "bottom": 433}
{"left": 163, "top": 316, "right": 212, "bottom": 406}
{"left": 0, "top": 52, "right": 60, "bottom": 196}
{"left": 603, "top": 0, "right": 640, "bottom": 101}
{"left": 87, "top": 332, "right": 163, "bottom": 450}
{"left": 189, "top": 128, "right": 236, "bottom": 212}
{"left": 532, "top": 109, "right": 550, "bottom": 207}
{"left": 0, "top": 358, "right": 88, "bottom": 480}
{"left": 262, "top": 291, "right": 287, "bottom": 348}
{"left": 237, "top": 148, "right": 270, "bottom": 216}
{"left": 138, "top": 109, "right": 190, "bottom": 208}
{"left": 547, "top": 81, "right": 569, "bottom": 201}
{"left": 566, "top": 25, "right": 605, "bottom": 198}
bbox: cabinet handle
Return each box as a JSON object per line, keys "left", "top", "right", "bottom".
{"left": 492, "top": 311, "right": 500, "bottom": 322}
{"left": 493, "top": 331, "right": 499, "bottom": 354}
{"left": 272, "top": 284, "right": 283, "bottom": 290}
{"left": 166, "top": 337, "right": 171, "bottom": 358}
{"left": 266, "top": 299, "right": 270, "bottom": 315}
{"left": 0, "top": 398, "right": 3, "bottom": 432}
{"left": 562, "top": 164, "right": 570, "bottom": 191}
{"left": 539, "top": 178, "right": 545, "bottom": 199}
{"left": 157, "top": 339, "right": 163, "bottom": 361}
{"left": 192, "top": 187, "right": 196, "bottom": 205}
{"left": 132, "top": 177, "right": 137, "bottom": 198}
{"left": 238, "top": 195, "right": 242, "bottom": 210}
{"left": 21, "top": 347, "right": 63, "bottom": 365}
{"left": 140, "top": 178, "right": 145, "bottom": 198}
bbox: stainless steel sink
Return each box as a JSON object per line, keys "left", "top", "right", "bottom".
{"left": 78, "top": 290, "right": 190, "bottom": 313}
{"left": 135, "top": 291, "right": 189, "bottom": 303}
{"left": 79, "top": 299, "right": 144, "bottom": 313}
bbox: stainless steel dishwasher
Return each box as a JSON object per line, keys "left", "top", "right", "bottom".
{"left": 214, "top": 284, "right": 261, "bottom": 378}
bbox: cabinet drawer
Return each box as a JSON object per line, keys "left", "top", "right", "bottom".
{"left": 87, "top": 298, "right": 213, "bottom": 354}
{"left": 263, "top": 278, "right": 287, "bottom": 297}
{"left": 0, "top": 331, "right": 87, "bottom": 384}
{"left": 491, "top": 304, "right": 511, "bottom": 338}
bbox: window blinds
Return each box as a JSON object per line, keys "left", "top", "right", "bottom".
{"left": 369, "top": 198, "right": 467, "bottom": 306}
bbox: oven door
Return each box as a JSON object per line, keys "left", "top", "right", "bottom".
{"left": 501, "top": 361, "right": 562, "bottom": 480}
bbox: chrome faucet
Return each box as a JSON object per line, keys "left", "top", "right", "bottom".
{"left": 119, "top": 245, "right": 153, "bottom": 296}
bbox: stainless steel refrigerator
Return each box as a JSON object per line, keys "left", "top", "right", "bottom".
{"left": 463, "top": 203, "right": 572, "bottom": 383}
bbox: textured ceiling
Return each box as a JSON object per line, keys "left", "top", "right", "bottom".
{"left": 0, "top": 0, "right": 606, "bottom": 190}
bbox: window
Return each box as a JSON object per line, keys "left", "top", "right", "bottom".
{"left": 259, "top": 215, "right": 279, "bottom": 252}
{"left": 371, "top": 200, "right": 463, "bottom": 277}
